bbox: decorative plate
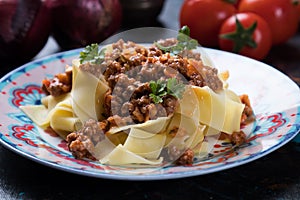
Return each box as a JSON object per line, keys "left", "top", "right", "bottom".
{"left": 1, "top": 48, "right": 300, "bottom": 181}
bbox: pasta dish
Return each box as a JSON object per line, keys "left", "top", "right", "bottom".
{"left": 20, "top": 27, "right": 255, "bottom": 166}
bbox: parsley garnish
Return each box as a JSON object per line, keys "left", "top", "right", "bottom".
{"left": 166, "top": 78, "right": 185, "bottom": 99}
{"left": 149, "top": 79, "right": 167, "bottom": 104}
{"left": 79, "top": 43, "right": 106, "bottom": 64}
{"left": 155, "top": 26, "right": 198, "bottom": 55}
{"left": 149, "top": 78, "right": 185, "bottom": 104}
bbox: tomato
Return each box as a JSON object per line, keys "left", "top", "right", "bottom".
{"left": 233, "top": 0, "right": 241, "bottom": 8}
{"left": 295, "top": 0, "right": 300, "bottom": 20}
{"left": 219, "top": 13, "right": 272, "bottom": 61}
{"left": 179, "top": 0, "right": 236, "bottom": 47}
{"left": 238, "top": 0, "right": 299, "bottom": 45}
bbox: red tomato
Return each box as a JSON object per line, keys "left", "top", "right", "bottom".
{"left": 219, "top": 13, "right": 272, "bottom": 61}
{"left": 234, "top": 0, "right": 241, "bottom": 8}
{"left": 179, "top": 0, "right": 236, "bottom": 47}
{"left": 295, "top": 0, "right": 300, "bottom": 20}
{"left": 238, "top": 0, "right": 299, "bottom": 45}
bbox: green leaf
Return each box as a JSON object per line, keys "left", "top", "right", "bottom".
{"left": 177, "top": 32, "right": 190, "bottom": 43}
{"left": 79, "top": 43, "right": 106, "bottom": 64}
{"left": 157, "top": 80, "right": 166, "bottom": 93}
{"left": 155, "top": 26, "right": 199, "bottom": 56}
{"left": 149, "top": 93, "right": 163, "bottom": 104}
{"left": 149, "top": 80, "right": 158, "bottom": 94}
{"left": 179, "top": 25, "right": 191, "bottom": 36}
{"left": 149, "top": 78, "right": 185, "bottom": 104}
{"left": 187, "top": 39, "right": 198, "bottom": 50}
{"left": 167, "top": 78, "right": 185, "bottom": 99}
{"left": 149, "top": 79, "right": 167, "bottom": 104}
{"left": 149, "top": 80, "right": 166, "bottom": 95}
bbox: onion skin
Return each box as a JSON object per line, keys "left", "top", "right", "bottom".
{"left": 51, "top": 0, "right": 122, "bottom": 50}
{"left": 0, "top": 0, "right": 52, "bottom": 64}
{"left": 119, "top": 0, "right": 165, "bottom": 27}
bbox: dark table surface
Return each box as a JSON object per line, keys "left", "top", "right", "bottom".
{"left": 1, "top": 0, "right": 300, "bottom": 199}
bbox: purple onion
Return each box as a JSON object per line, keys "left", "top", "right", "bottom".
{"left": 0, "top": 0, "right": 52, "bottom": 64}
{"left": 50, "top": 0, "right": 123, "bottom": 50}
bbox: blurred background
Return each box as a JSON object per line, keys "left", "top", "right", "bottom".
{"left": 1, "top": 0, "right": 299, "bottom": 74}
{"left": 0, "top": 0, "right": 176, "bottom": 71}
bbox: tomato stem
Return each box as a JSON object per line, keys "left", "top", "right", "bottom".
{"left": 223, "top": 0, "right": 238, "bottom": 4}
{"left": 220, "top": 17, "right": 257, "bottom": 53}
{"left": 292, "top": 0, "right": 299, "bottom": 5}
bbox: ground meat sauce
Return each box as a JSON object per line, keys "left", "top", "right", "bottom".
{"left": 240, "top": 94, "right": 255, "bottom": 125}
{"left": 81, "top": 39, "right": 224, "bottom": 126}
{"left": 66, "top": 119, "right": 104, "bottom": 160}
{"left": 51, "top": 39, "right": 253, "bottom": 165}
{"left": 42, "top": 66, "right": 72, "bottom": 97}
{"left": 175, "top": 148, "right": 194, "bottom": 165}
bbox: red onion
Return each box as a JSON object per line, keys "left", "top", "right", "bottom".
{"left": 0, "top": 0, "right": 52, "bottom": 64}
{"left": 50, "top": 0, "right": 122, "bottom": 50}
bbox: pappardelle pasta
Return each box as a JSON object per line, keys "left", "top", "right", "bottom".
{"left": 20, "top": 28, "right": 255, "bottom": 167}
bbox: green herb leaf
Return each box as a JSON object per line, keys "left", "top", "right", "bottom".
{"left": 179, "top": 25, "right": 191, "bottom": 36}
{"left": 150, "top": 80, "right": 165, "bottom": 94}
{"left": 149, "top": 93, "right": 163, "bottom": 104}
{"left": 79, "top": 43, "right": 106, "bottom": 64}
{"left": 167, "top": 78, "right": 185, "bottom": 99}
{"left": 155, "top": 26, "right": 198, "bottom": 55}
{"left": 149, "top": 78, "right": 186, "bottom": 104}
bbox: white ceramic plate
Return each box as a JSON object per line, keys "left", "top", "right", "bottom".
{"left": 1, "top": 47, "right": 300, "bottom": 181}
